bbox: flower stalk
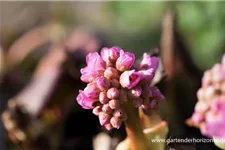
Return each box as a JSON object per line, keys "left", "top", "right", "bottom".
{"left": 123, "top": 98, "right": 150, "bottom": 150}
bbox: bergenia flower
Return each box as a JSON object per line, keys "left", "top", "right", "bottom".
{"left": 96, "top": 76, "right": 110, "bottom": 91}
{"left": 101, "top": 46, "right": 120, "bottom": 66}
{"left": 77, "top": 90, "right": 98, "bottom": 109}
{"left": 140, "top": 53, "right": 159, "bottom": 70}
{"left": 77, "top": 46, "right": 164, "bottom": 130}
{"left": 84, "top": 83, "right": 100, "bottom": 99}
{"left": 120, "top": 70, "right": 141, "bottom": 89}
{"left": 116, "top": 50, "right": 135, "bottom": 71}
{"left": 190, "top": 54, "right": 225, "bottom": 139}
{"left": 80, "top": 52, "right": 105, "bottom": 82}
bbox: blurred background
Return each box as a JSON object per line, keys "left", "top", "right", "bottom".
{"left": 0, "top": 1, "right": 225, "bottom": 150}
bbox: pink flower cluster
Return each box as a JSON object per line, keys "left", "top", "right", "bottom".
{"left": 77, "top": 46, "right": 164, "bottom": 130}
{"left": 191, "top": 54, "right": 225, "bottom": 138}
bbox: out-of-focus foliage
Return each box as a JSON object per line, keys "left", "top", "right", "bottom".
{"left": 108, "top": 1, "right": 225, "bottom": 70}
{"left": 176, "top": 1, "right": 225, "bottom": 69}
{"left": 109, "top": 1, "right": 167, "bottom": 33}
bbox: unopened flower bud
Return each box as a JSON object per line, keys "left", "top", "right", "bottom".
{"left": 213, "top": 72, "right": 224, "bottom": 83}
{"left": 102, "top": 104, "right": 113, "bottom": 114}
{"left": 113, "top": 109, "right": 125, "bottom": 118}
{"left": 101, "top": 47, "right": 120, "bottom": 66}
{"left": 140, "top": 53, "right": 159, "bottom": 70}
{"left": 138, "top": 69, "right": 155, "bottom": 81}
{"left": 151, "top": 86, "right": 161, "bottom": 97}
{"left": 113, "top": 109, "right": 127, "bottom": 121}
{"left": 99, "top": 112, "right": 111, "bottom": 126}
{"left": 93, "top": 106, "right": 102, "bottom": 116}
{"left": 191, "top": 112, "right": 204, "bottom": 123}
{"left": 84, "top": 83, "right": 100, "bottom": 99}
{"left": 104, "top": 123, "right": 113, "bottom": 131}
{"left": 109, "top": 99, "right": 120, "bottom": 109}
{"left": 205, "top": 86, "right": 215, "bottom": 99}
{"left": 130, "top": 86, "right": 142, "bottom": 97}
{"left": 96, "top": 76, "right": 110, "bottom": 91}
{"left": 151, "top": 86, "right": 165, "bottom": 101}
{"left": 80, "top": 52, "right": 106, "bottom": 83}
{"left": 107, "top": 88, "right": 119, "bottom": 99}
{"left": 197, "top": 88, "right": 205, "bottom": 101}
{"left": 110, "top": 79, "right": 120, "bottom": 88}
{"left": 116, "top": 50, "right": 135, "bottom": 71}
{"left": 202, "top": 70, "right": 212, "bottom": 86}
{"left": 77, "top": 90, "right": 98, "bottom": 109}
{"left": 104, "top": 67, "right": 119, "bottom": 79}
{"left": 194, "top": 101, "right": 209, "bottom": 112}
{"left": 99, "top": 92, "right": 109, "bottom": 104}
{"left": 149, "top": 99, "right": 158, "bottom": 109}
{"left": 120, "top": 70, "right": 141, "bottom": 89}
{"left": 110, "top": 116, "right": 122, "bottom": 129}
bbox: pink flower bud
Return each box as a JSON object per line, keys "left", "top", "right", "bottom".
{"left": 104, "top": 67, "right": 119, "bottom": 79}
{"left": 80, "top": 67, "right": 98, "bottom": 83}
{"left": 102, "top": 104, "right": 113, "bottom": 114}
{"left": 191, "top": 112, "right": 204, "bottom": 123}
{"left": 113, "top": 109, "right": 127, "bottom": 121}
{"left": 151, "top": 86, "right": 165, "bottom": 100}
{"left": 120, "top": 70, "right": 141, "bottom": 89}
{"left": 93, "top": 106, "right": 102, "bottom": 116}
{"left": 109, "top": 99, "right": 120, "bottom": 109}
{"left": 113, "top": 109, "right": 125, "bottom": 118}
{"left": 101, "top": 47, "right": 120, "bottom": 66}
{"left": 107, "top": 88, "right": 119, "bottom": 99}
{"left": 130, "top": 86, "right": 142, "bottom": 97}
{"left": 194, "top": 101, "right": 209, "bottom": 113}
{"left": 205, "top": 86, "right": 215, "bottom": 99}
{"left": 96, "top": 76, "right": 110, "bottom": 91}
{"left": 99, "top": 112, "right": 111, "bottom": 126}
{"left": 110, "top": 116, "right": 122, "bottom": 129}
{"left": 110, "top": 79, "right": 120, "bottom": 88}
{"left": 116, "top": 50, "right": 135, "bottom": 71}
{"left": 80, "top": 52, "right": 106, "bottom": 82}
{"left": 138, "top": 68, "right": 155, "bottom": 81}
{"left": 84, "top": 83, "right": 100, "bottom": 99}
{"left": 197, "top": 88, "right": 205, "bottom": 100}
{"left": 140, "top": 53, "right": 159, "bottom": 70}
{"left": 76, "top": 90, "right": 98, "bottom": 109}
{"left": 86, "top": 52, "right": 106, "bottom": 70}
{"left": 104, "top": 123, "right": 113, "bottom": 130}
{"left": 99, "top": 91, "right": 110, "bottom": 104}
{"left": 202, "top": 70, "right": 212, "bottom": 86}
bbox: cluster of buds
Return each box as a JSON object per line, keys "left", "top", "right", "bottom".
{"left": 76, "top": 46, "right": 164, "bottom": 130}
{"left": 191, "top": 54, "right": 225, "bottom": 138}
